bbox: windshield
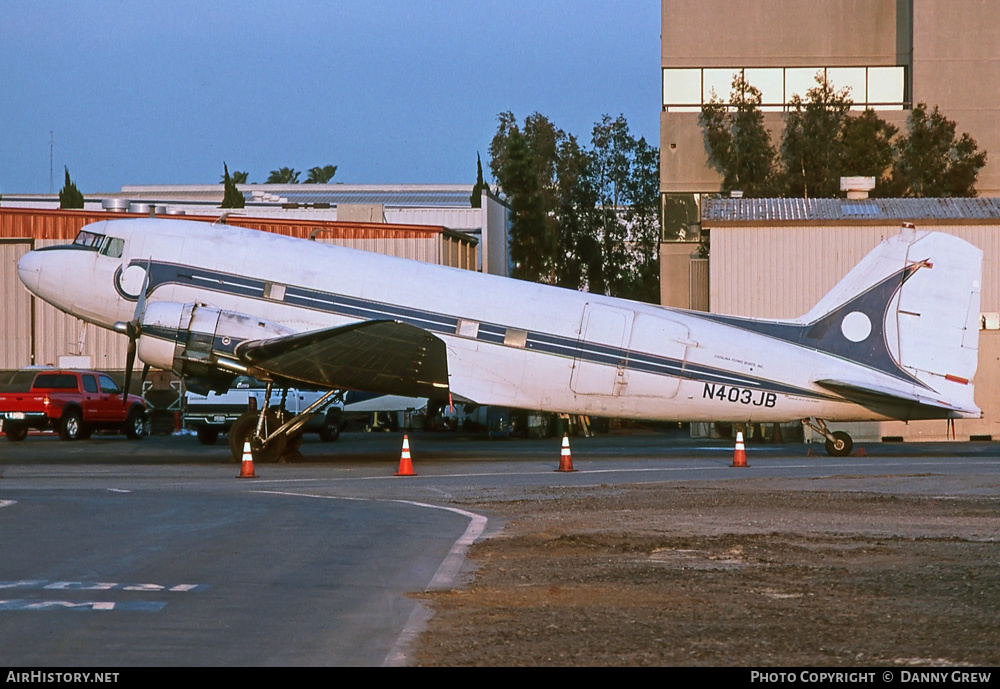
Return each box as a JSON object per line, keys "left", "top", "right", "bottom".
{"left": 72, "top": 230, "right": 104, "bottom": 248}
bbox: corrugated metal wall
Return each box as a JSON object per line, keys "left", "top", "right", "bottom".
{"left": 710, "top": 224, "right": 1000, "bottom": 317}
{"left": 708, "top": 222, "right": 1000, "bottom": 441}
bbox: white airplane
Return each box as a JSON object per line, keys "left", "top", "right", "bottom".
{"left": 16, "top": 218, "right": 982, "bottom": 458}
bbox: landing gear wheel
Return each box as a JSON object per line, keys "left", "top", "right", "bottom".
{"left": 825, "top": 430, "right": 853, "bottom": 457}
{"left": 59, "top": 410, "right": 83, "bottom": 441}
{"left": 124, "top": 407, "right": 146, "bottom": 440}
{"left": 197, "top": 427, "right": 220, "bottom": 445}
{"left": 4, "top": 424, "right": 28, "bottom": 442}
{"left": 228, "top": 410, "right": 286, "bottom": 463}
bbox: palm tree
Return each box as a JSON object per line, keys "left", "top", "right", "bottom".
{"left": 305, "top": 165, "right": 338, "bottom": 184}
{"left": 266, "top": 167, "right": 300, "bottom": 184}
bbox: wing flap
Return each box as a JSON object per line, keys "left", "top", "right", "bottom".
{"left": 815, "top": 378, "right": 980, "bottom": 416}
{"left": 237, "top": 320, "right": 449, "bottom": 398}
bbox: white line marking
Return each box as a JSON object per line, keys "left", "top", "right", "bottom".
{"left": 253, "top": 489, "right": 487, "bottom": 668}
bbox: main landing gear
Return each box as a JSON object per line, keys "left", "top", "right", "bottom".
{"left": 802, "top": 418, "right": 853, "bottom": 457}
{"left": 228, "top": 383, "right": 347, "bottom": 463}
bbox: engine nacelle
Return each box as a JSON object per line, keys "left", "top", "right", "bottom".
{"left": 137, "top": 302, "right": 294, "bottom": 376}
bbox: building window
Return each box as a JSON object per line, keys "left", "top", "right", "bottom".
{"left": 663, "top": 66, "right": 907, "bottom": 111}
{"left": 661, "top": 193, "right": 702, "bottom": 242}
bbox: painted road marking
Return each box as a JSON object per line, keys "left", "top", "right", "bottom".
{"left": 0, "top": 600, "right": 166, "bottom": 612}
{"left": 0, "top": 580, "right": 208, "bottom": 592}
{"left": 0, "top": 581, "right": 207, "bottom": 612}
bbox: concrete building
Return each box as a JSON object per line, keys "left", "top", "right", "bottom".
{"left": 660, "top": 0, "right": 1000, "bottom": 238}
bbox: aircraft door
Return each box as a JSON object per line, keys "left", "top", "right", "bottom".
{"left": 570, "top": 304, "right": 633, "bottom": 396}
{"left": 624, "top": 314, "right": 690, "bottom": 399}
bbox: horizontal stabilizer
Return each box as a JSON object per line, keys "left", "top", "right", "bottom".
{"left": 816, "top": 378, "right": 980, "bottom": 417}
{"left": 236, "top": 320, "right": 449, "bottom": 398}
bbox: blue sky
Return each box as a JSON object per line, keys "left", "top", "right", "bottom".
{"left": 2, "top": 1, "right": 660, "bottom": 194}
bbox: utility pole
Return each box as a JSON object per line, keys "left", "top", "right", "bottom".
{"left": 49, "top": 131, "right": 54, "bottom": 194}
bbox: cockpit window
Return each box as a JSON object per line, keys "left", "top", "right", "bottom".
{"left": 100, "top": 236, "right": 125, "bottom": 258}
{"left": 72, "top": 230, "right": 105, "bottom": 249}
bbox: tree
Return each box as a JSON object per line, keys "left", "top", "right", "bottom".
{"left": 305, "top": 165, "right": 337, "bottom": 184}
{"left": 221, "top": 163, "right": 245, "bottom": 209}
{"left": 890, "top": 103, "right": 988, "bottom": 197}
{"left": 700, "top": 72, "right": 777, "bottom": 196}
{"left": 551, "top": 134, "right": 598, "bottom": 291}
{"left": 489, "top": 112, "right": 563, "bottom": 283}
{"left": 59, "top": 167, "right": 84, "bottom": 209}
{"left": 488, "top": 111, "right": 661, "bottom": 301}
{"left": 469, "top": 153, "right": 489, "bottom": 208}
{"left": 590, "top": 115, "right": 639, "bottom": 297}
{"left": 266, "top": 167, "right": 300, "bottom": 184}
{"left": 623, "top": 135, "right": 662, "bottom": 303}
{"left": 780, "top": 72, "right": 852, "bottom": 198}
{"left": 841, "top": 109, "right": 898, "bottom": 196}
{"left": 502, "top": 128, "right": 554, "bottom": 282}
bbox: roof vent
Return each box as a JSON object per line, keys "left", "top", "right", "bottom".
{"left": 840, "top": 177, "right": 876, "bottom": 200}
{"left": 102, "top": 198, "right": 129, "bottom": 213}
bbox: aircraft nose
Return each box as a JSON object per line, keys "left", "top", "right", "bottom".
{"left": 17, "top": 250, "right": 43, "bottom": 293}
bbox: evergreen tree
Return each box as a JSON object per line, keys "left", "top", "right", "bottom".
{"left": 780, "top": 72, "right": 852, "bottom": 198}
{"left": 58, "top": 167, "right": 84, "bottom": 209}
{"left": 841, "top": 109, "right": 898, "bottom": 196}
{"left": 890, "top": 103, "right": 988, "bottom": 197}
{"left": 469, "top": 153, "right": 489, "bottom": 208}
{"left": 221, "top": 163, "right": 245, "bottom": 209}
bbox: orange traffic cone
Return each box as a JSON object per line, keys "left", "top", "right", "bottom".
{"left": 395, "top": 435, "right": 416, "bottom": 476}
{"left": 238, "top": 440, "right": 257, "bottom": 478}
{"left": 732, "top": 431, "right": 749, "bottom": 468}
{"left": 556, "top": 434, "right": 577, "bottom": 472}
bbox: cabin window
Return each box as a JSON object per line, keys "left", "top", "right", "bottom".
{"left": 456, "top": 319, "right": 480, "bottom": 338}
{"left": 100, "top": 236, "right": 125, "bottom": 258}
{"left": 263, "top": 283, "right": 286, "bottom": 301}
{"left": 503, "top": 328, "right": 527, "bottom": 348}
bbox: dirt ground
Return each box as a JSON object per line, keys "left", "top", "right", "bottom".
{"left": 411, "top": 480, "right": 1000, "bottom": 666}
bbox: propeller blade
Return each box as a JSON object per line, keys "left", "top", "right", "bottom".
{"left": 133, "top": 261, "right": 150, "bottom": 322}
{"left": 122, "top": 339, "right": 137, "bottom": 404}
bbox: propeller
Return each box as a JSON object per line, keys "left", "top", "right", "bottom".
{"left": 121, "top": 264, "right": 150, "bottom": 404}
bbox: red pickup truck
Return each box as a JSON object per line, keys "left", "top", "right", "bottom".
{"left": 0, "top": 370, "right": 146, "bottom": 442}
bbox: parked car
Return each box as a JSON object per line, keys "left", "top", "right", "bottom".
{"left": 183, "top": 376, "right": 343, "bottom": 446}
{"left": 0, "top": 369, "right": 146, "bottom": 442}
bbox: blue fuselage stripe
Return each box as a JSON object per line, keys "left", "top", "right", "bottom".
{"left": 139, "top": 260, "right": 835, "bottom": 401}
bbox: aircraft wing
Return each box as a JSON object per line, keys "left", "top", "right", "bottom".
{"left": 815, "top": 378, "right": 979, "bottom": 416}
{"left": 235, "top": 320, "right": 450, "bottom": 398}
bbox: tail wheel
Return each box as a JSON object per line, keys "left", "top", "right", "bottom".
{"left": 824, "top": 430, "right": 853, "bottom": 457}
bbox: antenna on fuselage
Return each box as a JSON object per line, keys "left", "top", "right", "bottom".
{"left": 213, "top": 212, "right": 231, "bottom": 226}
